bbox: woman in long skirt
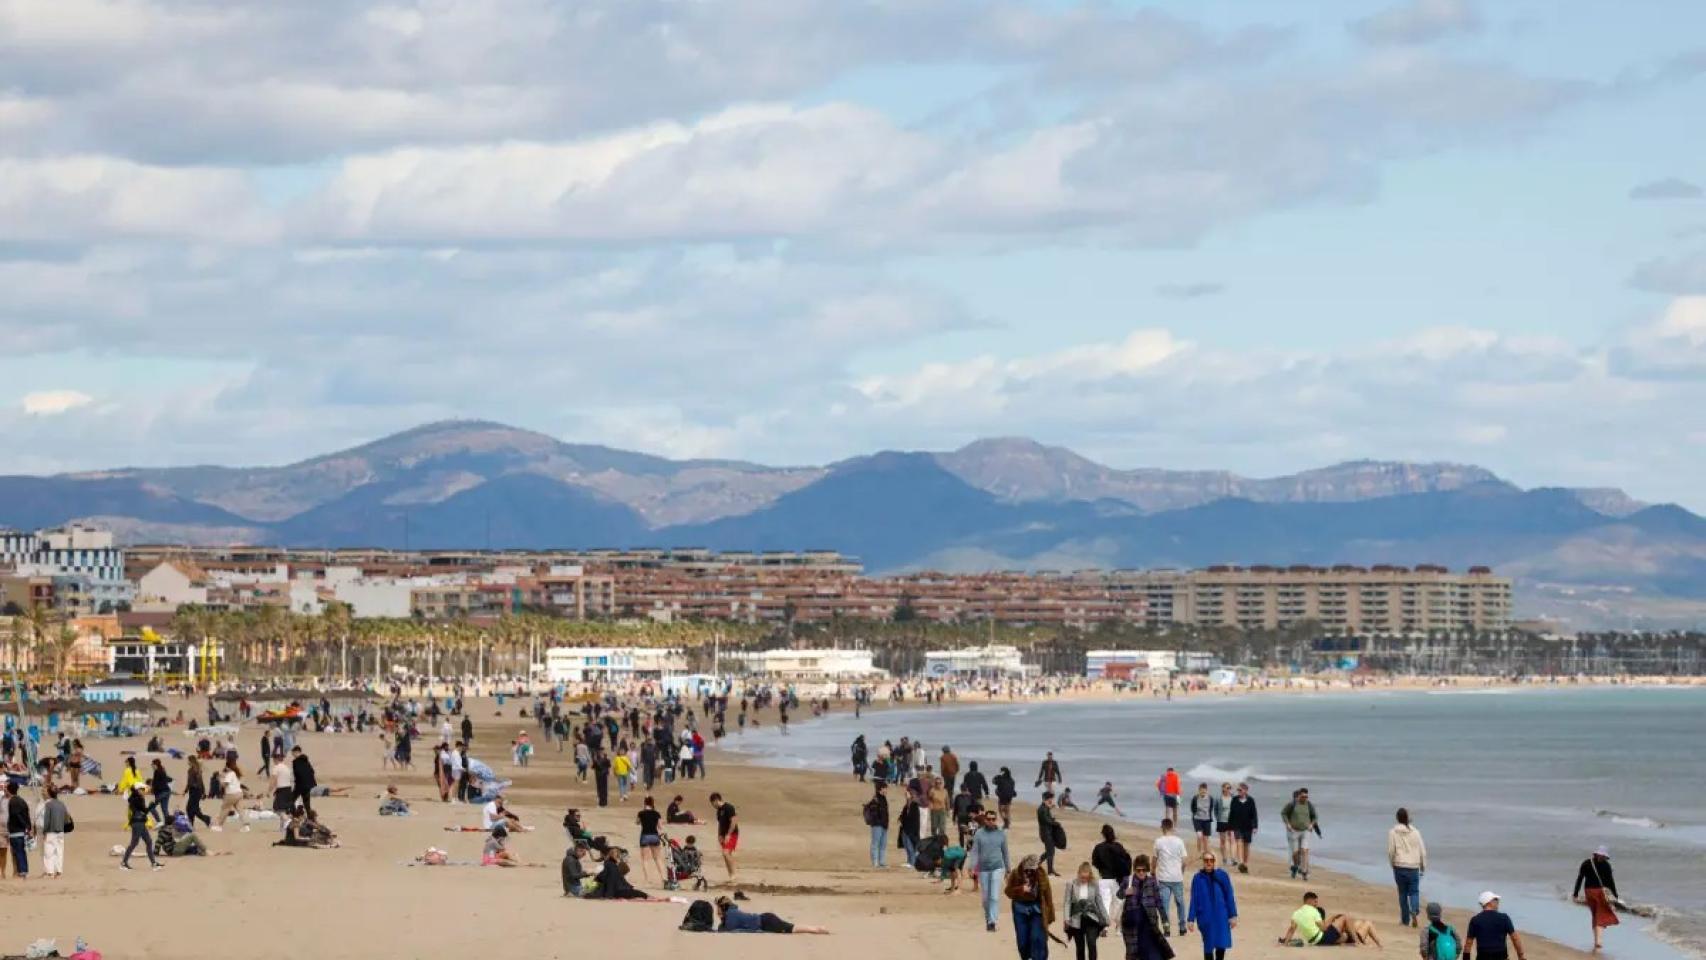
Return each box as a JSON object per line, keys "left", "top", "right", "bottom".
{"left": 1572, "top": 846, "right": 1620, "bottom": 950}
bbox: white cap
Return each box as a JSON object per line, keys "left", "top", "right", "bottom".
{"left": 1478, "top": 891, "right": 1500, "bottom": 906}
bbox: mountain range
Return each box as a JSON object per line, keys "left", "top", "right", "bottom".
{"left": 5, "top": 419, "right": 1704, "bottom": 628}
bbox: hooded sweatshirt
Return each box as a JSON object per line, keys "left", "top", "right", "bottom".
{"left": 1388, "top": 823, "right": 1427, "bottom": 870}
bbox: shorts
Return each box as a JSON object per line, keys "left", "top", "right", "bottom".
{"left": 721, "top": 831, "right": 739, "bottom": 853}
{"left": 1234, "top": 827, "right": 1254, "bottom": 843}
{"left": 273, "top": 788, "right": 294, "bottom": 813}
{"left": 1316, "top": 927, "right": 1341, "bottom": 946}
{"left": 1287, "top": 828, "right": 1312, "bottom": 853}
{"left": 640, "top": 834, "right": 661, "bottom": 847}
{"left": 758, "top": 913, "right": 794, "bottom": 934}
{"left": 1163, "top": 796, "right": 1178, "bottom": 810}
{"left": 1216, "top": 822, "right": 1233, "bottom": 835}
{"left": 1193, "top": 819, "right": 1213, "bottom": 837}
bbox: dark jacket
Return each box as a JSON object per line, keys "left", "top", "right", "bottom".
{"left": 993, "top": 770, "right": 1017, "bottom": 803}
{"left": 1092, "top": 839, "right": 1132, "bottom": 881}
{"left": 962, "top": 766, "right": 989, "bottom": 801}
{"left": 1228, "top": 795, "right": 1258, "bottom": 832}
{"left": 1036, "top": 758, "right": 1063, "bottom": 785}
{"left": 292, "top": 755, "right": 317, "bottom": 791}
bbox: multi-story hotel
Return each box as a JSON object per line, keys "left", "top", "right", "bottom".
{"left": 1102, "top": 565, "right": 1512, "bottom": 635}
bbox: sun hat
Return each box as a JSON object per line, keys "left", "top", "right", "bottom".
{"left": 1478, "top": 891, "right": 1500, "bottom": 906}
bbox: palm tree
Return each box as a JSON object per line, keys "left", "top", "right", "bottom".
{"left": 41, "top": 624, "right": 81, "bottom": 688}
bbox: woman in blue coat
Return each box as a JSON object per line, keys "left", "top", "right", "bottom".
{"left": 1186, "top": 853, "right": 1237, "bottom": 960}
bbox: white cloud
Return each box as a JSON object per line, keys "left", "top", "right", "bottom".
{"left": 1350, "top": 0, "right": 1481, "bottom": 47}
{"left": 21, "top": 389, "right": 93, "bottom": 415}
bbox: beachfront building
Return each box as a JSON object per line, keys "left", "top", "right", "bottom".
{"left": 1085, "top": 648, "right": 1219, "bottom": 678}
{"left": 81, "top": 677, "right": 150, "bottom": 703}
{"left": 544, "top": 646, "right": 686, "bottom": 684}
{"left": 723, "top": 648, "right": 884, "bottom": 680}
{"left": 923, "top": 644, "right": 1030, "bottom": 679}
{"left": 106, "top": 637, "right": 223, "bottom": 681}
{"left": 1106, "top": 566, "right": 1512, "bottom": 635}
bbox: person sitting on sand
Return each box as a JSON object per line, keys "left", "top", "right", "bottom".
{"left": 714, "top": 896, "right": 829, "bottom": 934}
{"left": 379, "top": 785, "right": 411, "bottom": 816}
{"left": 483, "top": 824, "right": 520, "bottom": 867}
{"left": 667, "top": 795, "right": 700, "bottom": 825}
{"left": 590, "top": 847, "right": 648, "bottom": 899}
{"left": 482, "top": 794, "right": 522, "bottom": 831}
{"left": 562, "top": 841, "right": 590, "bottom": 897}
{"left": 1280, "top": 892, "right": 1382, "bottom": 947}
{"left": 304, "top": 809, "right": 339, "bottom": 847}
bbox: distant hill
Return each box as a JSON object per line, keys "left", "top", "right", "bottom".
{"left": 5, "top": 419, "right": 1703, "bottom": 628}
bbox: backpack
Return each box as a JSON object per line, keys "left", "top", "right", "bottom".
{"left": 863, "top": 799, "right": 882, "bottom": 827}
{"left": 1431, "top": 925, "right": 1460, "bottom": 960}
{"left": 680, "top": 899, "right": 715, "bottom": 932}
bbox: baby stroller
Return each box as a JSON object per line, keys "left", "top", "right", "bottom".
{"left": 665, "top": 837, "right": 706, "bottom": 891}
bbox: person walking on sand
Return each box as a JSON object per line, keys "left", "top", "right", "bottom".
{"left": 1215, "top": 784, "right": 1235, "bottom": 868}
{"left": 1281, "top": 788, "right": 1320, "bottom": 881}
{"left": 970, "top": 809, "right": 1013, "bottom": 931}
{"left": 964, "top": 761, "right": 990, "bottom": 804}
{"left": 1065, "top": 860, "right": 1112, "bottom": 960}
{"left": 1121, "top": 854, "right": 1173, "bottom": 960}
{"left": 994, "top": 766, "right": 1019, "bottom": 827}
{"left": 1572, "top": 846, "right": 1620, "bottom": 950}
{"left": 711, "top": 792, "right": 738, "bottom": 880}
{"left": 1154, "top": 819, "right": 1189, "bottom": 934}
{"left": 942, "top": 746, "right": 962, "bottom": 795}
{"left": 1005, "top": 854, "right": 1057, "bottom": 960}
{"left": 120, "top": 784, "right": 162, "bottom": 872}
{"left": 1189, "top": 784, "right": 1217, "bottom": 860}
{"left": 1092, "top": 824, "right": 1132, "bottom": 884}
{"left": 852, "top": 735, "right": 869, "bottom": 782}
{"left": 1227, "top": 784, "right": 1257, "bottom": 874}
{"left": 1388, "top": 808, "right": 1427, "bottom": 927}
{"left": 1039, "top": 791, "right": 1063, "bottom": 877}
{"left": 1155, "top": 767, "right": 1182, "bottom": 822}
{"left": 1418, "top": 903, "right": 1460, "bottom": 960}
{"left": 1464, "top": 893, "right": 1526, "bottom": 960}
{"left": 1187, "top": 852, "right": 1238, "bottom": 960}
{"left": 1037, "top": 751, "right": 1064, "bottom": 794}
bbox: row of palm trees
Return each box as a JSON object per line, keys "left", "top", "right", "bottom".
{"left": 0, "top": 605, "right": 84, "bottom": 686}
{"left": 165, "top": 605, "right": 778, "bottom": 681}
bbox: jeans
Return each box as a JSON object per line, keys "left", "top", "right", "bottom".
{"left": 1014, "top": 901, "right": 1049, "bottom": 960}
{"left": 6, "top": 833, "right": 26, "bottom": 876}
{"left": 902, "top": 832, "right": 918, "bottom": 867}
{"left": 1042, "top": 835, "right": 1058, "bottom": 874}
{"left": 870, "top": 826, "right": 889, "bottom": 867}
{"left": 981, "top": 868, "right": 1006, "bottom": 926}
{"left": 1159, "top": 880, "right": 1187, "bottom": 928}
{"left": 148, "top": 787, "right": 172, "bottom": 821}
{"left": 122, "top": 822, "right": 158, "bottom": 867}
{"left": 1393, "top": 866, "right": 1421, "bottom": 924}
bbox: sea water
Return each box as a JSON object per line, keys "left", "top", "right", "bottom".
{"left": 723, "top": 686, "right": 1706, "bottom": 960}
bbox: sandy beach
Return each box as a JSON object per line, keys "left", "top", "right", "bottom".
{"left": 1, "top": 690, "right": 1602, "bottom": 960}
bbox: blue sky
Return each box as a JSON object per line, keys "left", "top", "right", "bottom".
{"left": 1, "top": 0, "right": 1704, "bottom": 508}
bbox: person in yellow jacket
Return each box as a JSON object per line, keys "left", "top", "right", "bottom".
{"left": 613, "top": 748, "right": 634, "bottom": 802}
{"left": 115, "top": 757, "right": 145, "bottom": 797}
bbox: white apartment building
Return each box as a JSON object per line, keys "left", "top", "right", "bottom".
{"left": 1, "top": 524, "right": 133, "bottom": 613}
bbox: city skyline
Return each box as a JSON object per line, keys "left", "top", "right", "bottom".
{"left": 3, "top": 1, "right": 1705, "bottom": 509}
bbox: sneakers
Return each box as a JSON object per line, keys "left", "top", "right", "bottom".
{"left": 987, "top": 923, "right": 997, "bottom": 932}
{"left": 1290, "top": 864, "right": 1299, "bottom": 879}
{"left": 119, "top": 863, "right": 132, "bottom": 871}
{"left": 152, "top": 863, "right": 164, "bottom": 871}
{"left": 211, "top": 826, "right": 223, "bottom": 832}
{"left": 1238, "top": 863, "right": 1248, "bottom": 874}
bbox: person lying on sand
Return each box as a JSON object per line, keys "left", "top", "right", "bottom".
{"left": 1280, "top": 892, "right": 1382, "bottom": 947}
{"left": 714, "top": 897, "right": 829, "bottom": 934}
